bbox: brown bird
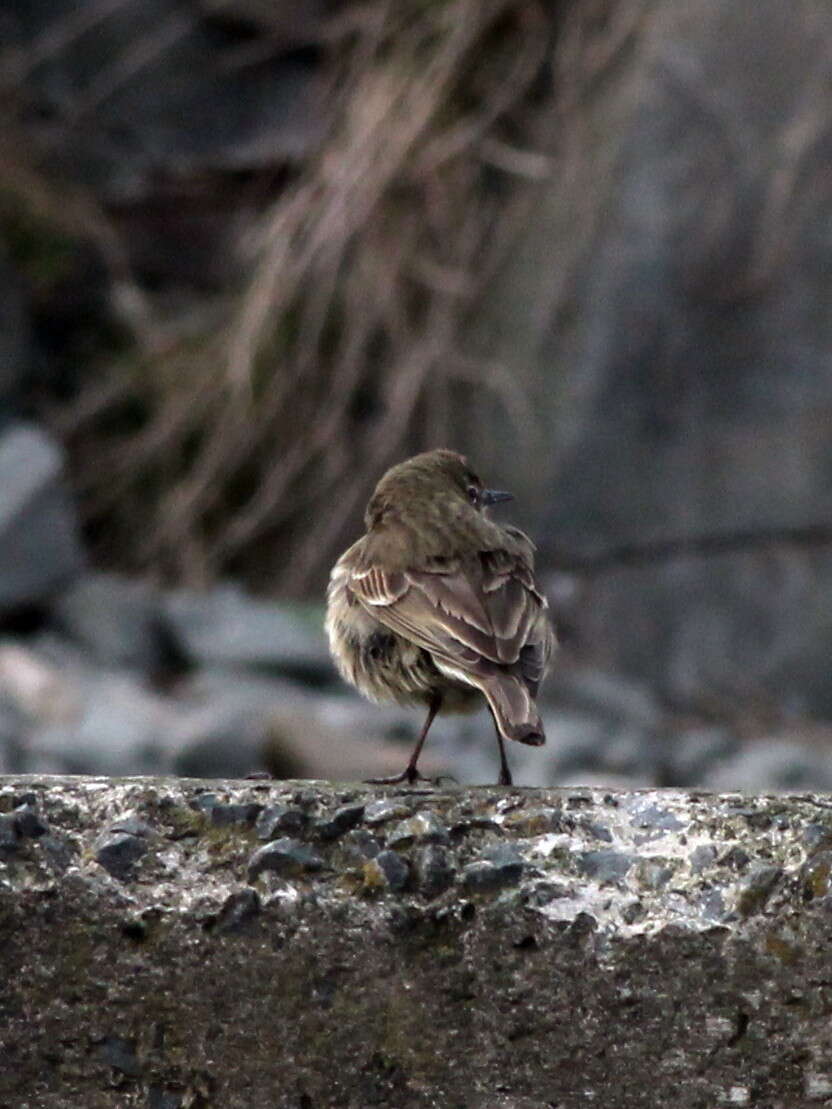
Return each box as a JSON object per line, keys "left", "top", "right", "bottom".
{"left": 325, "top": 449, "right": 556, "bottom": 785}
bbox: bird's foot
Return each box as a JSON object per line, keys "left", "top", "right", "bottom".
{"left": 364, "top": 767, "right": 430, "bottom": 786}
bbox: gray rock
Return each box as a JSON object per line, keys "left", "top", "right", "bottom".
{"left": 95, "top": 832, "right": 147, "bottom": 880}
{"left": 191, "top": 793, "right": 264, "bottom": 828}
{"left": 96, "top": 1035, "right": 141, "bottom": 1077}
{"left": 209, "top": 888, "right": 261, "bottom": 934}
{"left": 509, "top": 709, "right": 660, "bottom": 789}
{"left": 547, "top": 666, "right": 662, "bottom": 729}
{"left": 207, "top": 802, "right": 262, "bottom": 828}
{"left": 664, "top": 726, "right": 740, "bottom": 786}
{"left": 0, "top": 423, "right": 84, "bottom": 613}
{"left": 702, "top": 738, "right": 832, "bottom": 792}
{"left": 315, "top": 803, "right": 365, "bottom": 841}
{"left": 461, "top": 847, "right": 525, "bottom": 893}
{"left": 161, "top": 585, "right": 330, "bottom": 678}
{"left": 364, "top": 799, "right": 414, "bottom": 826}
{"left": 338, "top": 828, "right": 382, "bottom": 865}
{"left": 147, "top": 1087, "right": 183, "bottom": 1109}
{"left": 108, "top": 816, "right": 153, "bottom": 838}
{"left": 625, "top": 798, "right": 684, "bottom": 832}
{"left": 2, "top": 777, "right": 832, "bottom": 1105}
{"left": 387, "top": 812, "right": 449, "bottom": 847}
{"left": 248, "top": 837, "right": 323, "bottom": 880}
{"left": 363, "top": 849, "right": 409, "bottom": 893}
{"left": 737, "top": 864, "right": 782, "bottom": 917}
{"left": 13, "top": 802, "right": 48, "bottom": 838}
{"left": 51, "top": 572, "right": 166, "bottom": 671}
{"left": 256, "top": 804, "right": 309, "bottom": 840}
{"left": 24, "top": 669, "right": 174, "bottom": 775}
{"left": 578, "top": 849, "right": 634, "bottom": 884}
{"left": 165, "top": 668, "right": 328, "bottom": 779}
{"left": 415, "top": 844, "right": 455, "bottom": 899}
{"left": 0, "top": 812, "right": 20, "bottom": 852}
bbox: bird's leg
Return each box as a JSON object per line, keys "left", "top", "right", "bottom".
{"left": 365, "top": 692, "right": 443, "bottom": 786}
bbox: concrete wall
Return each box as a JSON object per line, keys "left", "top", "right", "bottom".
{"left": 2, "top": 775, "right": 831, "bottom": 1107}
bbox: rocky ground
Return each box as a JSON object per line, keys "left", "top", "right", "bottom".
{"left": 3, "top": 417, "right": 832, "bottom": 793}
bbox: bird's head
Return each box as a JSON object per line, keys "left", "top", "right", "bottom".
{"left": 365, "top": 449, "right": 512, "bottom": 529}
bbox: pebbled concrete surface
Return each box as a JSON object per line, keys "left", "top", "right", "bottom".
{"left": 1, "top": 775, "right": 832, "bottom": 1107}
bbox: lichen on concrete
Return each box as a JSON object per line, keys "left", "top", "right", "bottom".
{"left": 1, "top": 775, "right": 832, "bottom": 1106}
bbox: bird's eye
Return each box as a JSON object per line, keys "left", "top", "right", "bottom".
{"left": 467, "top": 484, "right": 480, "bottom": 506}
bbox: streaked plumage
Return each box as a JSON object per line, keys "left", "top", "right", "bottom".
{"left": 325, "top": 449, "right": 556, "bottom": 785}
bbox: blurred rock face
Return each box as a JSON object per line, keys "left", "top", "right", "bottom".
{"left": 480, "top": 0, "right": 832, "bottom": 717}
{"left": 4, "top": 0, "right": 326, "bottom": 200}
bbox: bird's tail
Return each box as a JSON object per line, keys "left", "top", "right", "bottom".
{"left": 478, "top": 671, "right": 545, "bottom": 747}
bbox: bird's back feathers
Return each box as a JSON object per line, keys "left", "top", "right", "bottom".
{"left": 344, "top": 529, "right": 554, "bottom": 745}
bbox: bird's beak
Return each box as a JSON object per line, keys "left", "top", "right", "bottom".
{"left": 481, "top": 488, "right": 513, "bottom": 506}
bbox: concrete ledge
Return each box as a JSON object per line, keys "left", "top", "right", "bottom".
{"left": 1, "top": 776, "right": 831, "bottom": 1107}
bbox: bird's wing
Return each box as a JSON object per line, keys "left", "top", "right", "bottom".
{"left": 347, "top": 545, "right": 551, "bottom": 685}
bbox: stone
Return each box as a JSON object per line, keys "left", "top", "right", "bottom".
{"left": 501, "top": 807, "right": 563, "bottom": 836}
{"left": 737, "top": 864, "right": 782, "bottom": 917}
{"left": 0, "top": 423, "right": 85, "bottom": 614}
{"left": 94, "top": 832, "right": 147, "bottom": 880}
{"left": 415, "top": 844, "right": 455, "bottom": 899}
{"left": 0, "top": 642, "right": 79, "bottom": 726}
{"left": 362, "top": 849, "right": 409, "bottom": 893}
{"left": 664, "top": 726, "right": 740, "bottom": 787}
{"left": 24, "top": 668, "right": 174, "bottom": 775}
{"left": 168, "top": 667, "right": 422, "bottom": 782}
{"left": 626, "top": 798, "right": 684, "bottom": 833}
{"left": 387, "top": 812, "right": 449, "bottom": 848}
{"left": 364, "top": 799, "right": 414, "bottom": 826}
{"left": 315, "top": 803, "right": 365, "bottom": 841}
{"left": 96, "top": 1036, "right": 141, "bottom": 1077}
{"left": 339, "top": 828, "right": 382, "bottom": 864}
{"left": 208, "top": 802, "right": 262, "bottom": 828}
{"left": 702, "top": 738, "right": 832, "bottom": 792}
{"left": 13, "top": 802, "right": 48, "bottom": 838}
{"left": 578, "top": 849, "right": 634, "bottom": 884}
{"left": 161, "top": 585, "right": 330, "bottom": 678}
{"left": 51, "top": 572, "right": 167, "bottom": 671}
{"left": 168, "top": 670, "right": 309, "bottom": 780}
{"left": 147, "top": 1088, "right": 183, "bottom": 1109}
{"left": 255, "top": 804, "right": 309, "bottom": 840}
{"left": 0, "top": 812, "right": 20, "bottom": 853}
{"left": 108, "top": 816, "right": 154, "bottom": 838}
{"left": 461, "top": 847, "right": 525, "bottom": 893}
{"left": 247, "top": 837, "right": 323, "bottom": 880}
{"left": 209, "top": 888, "right": 261, "bottom": 933}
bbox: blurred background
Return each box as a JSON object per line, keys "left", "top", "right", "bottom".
{"left": 1, "top": 0, "right": 831, "bottom": 789}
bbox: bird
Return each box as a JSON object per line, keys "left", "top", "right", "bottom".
{"left": 325, "top": 449, "right": 556, "bottom": 786}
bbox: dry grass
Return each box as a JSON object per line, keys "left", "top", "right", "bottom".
{"left": 36, "top": 0, "right": 555, "bottom": 594}
{"left": 5, "top": 0, "right": 635, "bottom": 595}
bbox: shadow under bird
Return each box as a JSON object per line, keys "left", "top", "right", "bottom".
{"left": 326, "top": 449, "right": 556, "bottom": 785}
